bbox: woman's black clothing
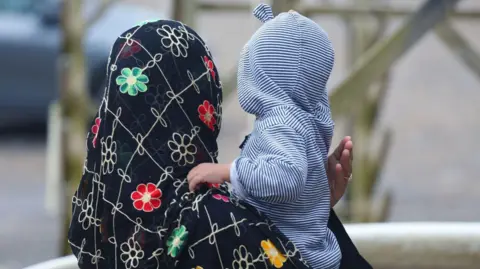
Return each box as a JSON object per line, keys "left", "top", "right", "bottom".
{"left": 328, "top": 210, "right": 373, "bottom": 269}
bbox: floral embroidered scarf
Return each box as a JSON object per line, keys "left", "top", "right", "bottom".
{"left": 68, "top": 19, "right": 223, "bottom": 268}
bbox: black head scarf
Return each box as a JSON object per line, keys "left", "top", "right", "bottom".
{"left": 68, "top": 19, "right": 223, "bottom": 269}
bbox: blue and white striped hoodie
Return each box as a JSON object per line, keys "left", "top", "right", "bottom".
{"left": 230, "top": 4, "right": 341, "bottom": 269}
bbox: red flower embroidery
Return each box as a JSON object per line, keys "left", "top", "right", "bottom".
{"left": 203, "top": 56, "right": 216, "bottom": 80}
{"left": 130, "top": 183, "right": 162, "bottom": 212}
{"left": 120, "top": 40, "right": 142, "bottom": 58}
{"left": 207, "top": 183, "right": 220, "bottom": 189}
{"left": 212, "top": 194, "right": 229, "bottom": 202}
{"left": 198, "top": 100, "right": 216, "bottom": 131}
{"left": 91, "top": 117, "right": 101, "bottom": 148}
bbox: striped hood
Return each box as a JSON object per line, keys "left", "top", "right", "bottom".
{"left": 237, "top": 4, "right": 335, "bottom": 126}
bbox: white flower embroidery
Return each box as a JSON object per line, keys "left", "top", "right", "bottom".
{"left": 78, "top": 192, "right": 95, "bottom": 230}
{"left": 232, "top": 245, "right": 254, "bottom": 269}
{"left": 91, "top": 249, "right": 103, "bottom": 264}
{"left": 156, "top": 25, "right": 189, "bottom": 57}
{"left": 120, "top": 237, "right": 145, "bottom": 269}
{"left": 101, "top": 136, "right": 117, "bottom": 174}
{"left": 167, "top": 132, "right": 197, "bottom": 166}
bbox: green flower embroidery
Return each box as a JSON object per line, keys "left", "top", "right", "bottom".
{"left": 166, "top": 225, "right": 188, "bottom": 258}
{"left": 116, "top": 67, "right": 149, "bottom": 96}
{"left": 136, "top": 19, "right": 158, "bottom": 27}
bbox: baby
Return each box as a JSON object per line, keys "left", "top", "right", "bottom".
{"left": 188, "top": 4, "right": 341, "bottom": 268}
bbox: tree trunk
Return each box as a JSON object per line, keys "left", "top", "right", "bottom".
{"left": 59, "top": 0, "right": 89, "bottom": 256}
{"left": 341, "top": 0, "right": 391, "bottom": 222}
{"left": 172, "top": 0, "right": 197, "bottom": 27}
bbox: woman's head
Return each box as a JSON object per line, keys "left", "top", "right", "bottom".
{"left": 68, "top": 20, "right": 223, "bottom": 267}
{"left": 104, "top": 19, "right": 222, "bottom": 167}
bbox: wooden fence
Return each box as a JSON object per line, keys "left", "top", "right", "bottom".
{"left": 169, "top": 0, "right": 480, "bottom": 222}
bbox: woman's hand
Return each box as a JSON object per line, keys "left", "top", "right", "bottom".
{"left": 187, "top": 163, "right": 230, "bottom": 192}
{"left": 327, "top": 136, "right": 353, "bottom": 207}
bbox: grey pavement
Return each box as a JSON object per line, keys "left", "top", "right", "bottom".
{"left": 1, "top": 0, "right": 480, "bottom": 268}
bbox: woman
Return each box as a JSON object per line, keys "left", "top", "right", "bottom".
{"left": 68, "top": 19, "right": 370, "bottom": 269}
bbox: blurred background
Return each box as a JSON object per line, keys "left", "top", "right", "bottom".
{"left": 0, "top": 0, "right": 479, "bottom": 268}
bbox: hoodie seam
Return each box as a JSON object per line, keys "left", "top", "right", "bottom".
{"left": 289, "top": 12, "right": 302, "bottom": 98}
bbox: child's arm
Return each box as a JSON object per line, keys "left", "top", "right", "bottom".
{"left": 230, "top": 125, "right": 308, "bottom": 204}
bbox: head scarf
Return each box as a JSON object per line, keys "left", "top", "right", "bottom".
{"left": 68, "top": 19, "right": 222, "bottom": 269}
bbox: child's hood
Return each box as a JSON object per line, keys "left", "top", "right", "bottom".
{"left": 237, "top": 4, "right": 335, "bottom": 124}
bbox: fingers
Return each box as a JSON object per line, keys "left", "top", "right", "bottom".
{"left": 340, "top": 149, "right": 351, "bottom": 178}
{"left": 344, "top": 139, "right": 353, "bottom": 151}
{"left": 332, "top": 136, "right": 349, "bottom": 159}
{"left": 188, "top": 178, "right": 196, "bottom": 192}
{"left": 330, "top": 163, "right": 344, "bottom": 207}
{"left": 335, "top": 163, "right": 344, "bottom": 182}
{"left": 187, "top": 166, "right": 201, "bottom": 192}
{"left": 188, "top": 174, "right": 202, "bottom": 192}
{"left": 344, "top": 139, "right": 353, "bottom": 161}
{"left": 340, "top": 139, "right": 353, "bottom": 176}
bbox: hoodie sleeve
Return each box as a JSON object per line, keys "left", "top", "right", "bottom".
{"left": 230, "top": 125, "right": 308, "bottom": 204}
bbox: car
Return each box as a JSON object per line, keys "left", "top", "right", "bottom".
{"left": 0, "top": 0, "right": 164, "bottom": 128}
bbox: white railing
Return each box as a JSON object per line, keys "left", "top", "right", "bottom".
{"left": 347, "top": 222, "right": 480, "bottom": 269}
{"left": 23, "top": 222, "right": 480, "bottom": 269}
{"left": 23, "top": 255, "right": 77, "bottom": 269}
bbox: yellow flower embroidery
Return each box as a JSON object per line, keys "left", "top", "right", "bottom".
{"left": 194, "top": 267, "right": 203, "bottom": 269}
{"left": 261, "top": 239, "right": 287, "bottom": 268}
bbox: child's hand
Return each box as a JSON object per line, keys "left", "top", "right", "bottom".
{"left": 327, "top": 136, "right": 353, "bottom": 207}
{"left": 187, "top": 163, "right": 230, "bottom": 192}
